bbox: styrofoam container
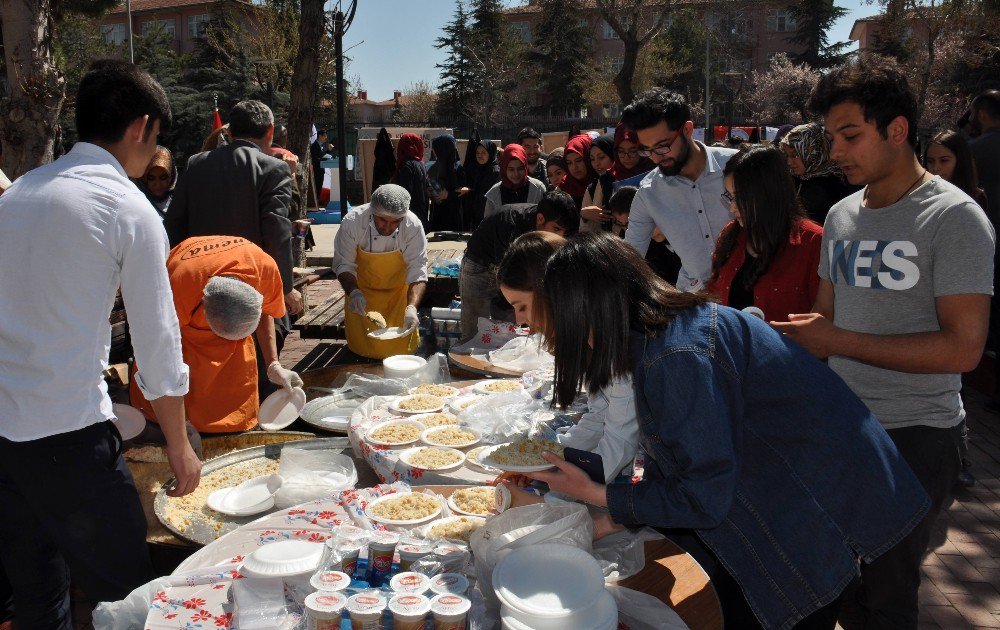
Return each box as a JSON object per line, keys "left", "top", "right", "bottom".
{"left": 383, "top": 354, "right": 427, "bottom": 379}
{"left": 492, "top": 543, "right": 605, "bottom": 617}
{"left": 240, "top": 540, "right": 324, "bottom": 577}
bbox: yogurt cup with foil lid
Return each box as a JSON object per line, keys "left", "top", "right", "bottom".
{"left": 304, "top": 591, "right": 348, "bottom": 621}
{"left": 430, "top": 593, "right": 471, "bottom": 624}
{"left": 390, "top": 571, "right": 431, "bottom": 595}
{"left": 388, "top": 593, "right": 432, "bottom": 627}
{"left": 429, "top": 572, "right": 469, "bottom": 595}
{"left": 310, "top": 570, "right": 351, "bottom": 592}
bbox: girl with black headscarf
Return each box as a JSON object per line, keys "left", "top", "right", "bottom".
{"left": 466, "top": 139, "right": 500, "bottom": 229}
{"left": 427, "top": 134, "right": 467, "bottom": 232}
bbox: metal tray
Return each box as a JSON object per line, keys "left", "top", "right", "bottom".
{"left": 154, "top": 437, "right": 351, "bottom": 546}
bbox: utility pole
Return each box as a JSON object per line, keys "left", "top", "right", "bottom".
{"left": 126, "top": 0, "right": 135, "bottom": 63}
{"left": 332, "top": 2, "right": 357, "bottom": 214}
{"left": 704, "top": 13, "right": 710, "bottom": 133}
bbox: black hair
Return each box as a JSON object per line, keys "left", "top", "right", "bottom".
{"left": 973, "top": 90, "right": 1000, "bottom": 121}
{"left": 75, "top": 59, "right": 171, "bottom": 144}
{"left": 928, "top": 130, "right": 981, "bottom": 199}
{"left": 318, "top": 129, "right": 328, "bottom": 136}
{"left": 517, "top": 127, "right": 542, "bottom": 143}
{"left": 607, "top": 186, "right": 638, "bottom": 215}
{"left": 546, "top": 154, "right": 567, "bottom": 170}
{"left": 543, "top": 232, "right": 706, "bottom": 408}
{"left": 535, "top": 190, "right": 580, "bottom": 235}
{"left": 229, "top": 100, "right": 273, "bottom": 139}
{"left": 807, "top": 53, "right": 918, "bottom": 147}
{"left": 711, "top": 145, "right": 805, "bottom": 291}
{"left": 497, "top": 231, "right": 567, "bottom": 328}
{"left": 620, "top": 88, "right": 691, "bottom": 133}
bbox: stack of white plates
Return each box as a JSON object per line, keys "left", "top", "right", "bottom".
{"left": 492, "top": 543, "right": 618, "bottom": 630}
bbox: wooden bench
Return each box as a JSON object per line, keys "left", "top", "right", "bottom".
{"left": 293, "top": 287, "right": 346, "bottom": 339}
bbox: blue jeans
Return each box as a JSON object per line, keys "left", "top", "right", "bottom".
{"left": 0, "top": 421, "right": 153, "bottom": 629}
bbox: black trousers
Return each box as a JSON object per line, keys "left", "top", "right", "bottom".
{"left": 0, "top": 422, "right": 153, "bottom": 629}
{"left": 839, "top": 423, "right": 962, "bottom": 630}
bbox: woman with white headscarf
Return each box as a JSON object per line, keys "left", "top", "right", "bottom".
{"left": 779, "top": 122, "right": 859, "bottom": 225}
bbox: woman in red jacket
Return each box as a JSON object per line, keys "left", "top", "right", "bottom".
{"left": 706, "top": 145, "right": 822, "bottom": 323}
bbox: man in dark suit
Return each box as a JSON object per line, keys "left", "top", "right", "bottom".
{"left": 166, "top": 100, "right": 301, "bottom": 316}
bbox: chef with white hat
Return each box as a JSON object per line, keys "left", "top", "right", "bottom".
{"left": 332, "top": 184, "right": 429, "bottom": 358}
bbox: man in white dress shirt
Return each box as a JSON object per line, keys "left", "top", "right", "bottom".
{"left": 622, "top": 89, "right": 737, "bottom": 292}
{"left": 0, "top": 60, "right": 201, "bottom": 628}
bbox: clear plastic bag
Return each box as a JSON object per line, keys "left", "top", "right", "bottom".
{"left": 231, "top": 576, "right": 288, "bottom": 629}
{"left": 606, "top": 584, "right": 690, "bottom": 630}
{"left": 93, "top": 577, "right": 170, "bottom": 630}
{"left": 459, "top": 390, "right": 548, "bottom": 443}
{"left": 486, "top": 334, "right": 554, "bottom": 373}
{"left": 339, "top": 353, "right": 452, "bottom": 397}
{"left": 592, "top": 526, "right": 666, "bottom": 581}
{"left": 274, "top": 448, "right": 358, "bottom": 509}
{"left": 469, "top": 502, "right": 593, "bottom": 611}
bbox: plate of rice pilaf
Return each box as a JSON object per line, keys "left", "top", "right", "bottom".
{"left": 389, "top": 394, "right": 446, "bottom": 415}
{"left": 473, "top": 379, "right": 524, "bottom": 395}
{"left": 398, "top": 446, "right": 467, "bottom": 472}
{"left": 408, "top": 383, "right": 461, "bottom": 398}
{"left": 365, "top": 492, "right": 442, "bottom": 526}
{"left": 477, "top": 439, "right": 564, "bottom": 472}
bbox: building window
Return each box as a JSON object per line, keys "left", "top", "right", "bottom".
{"left": 142, "top": 18, "right": 176, "bottom": 39}
{"left": 603, "top": 19, "right": 619, "bottom": 39}
{"left": 101, "top": 23, "right": 128, "bottom": 46}
{"left": 187, "top": 14, "right": 211, "bottom": 39}
{"left": 511, "top": 21, "right": 531, "bottom": 43}
{"left": 766, "top": 9, "right": 796, "bottom": 32}
{"left": 609, "top": 56, "right": 624, "bottom": 75}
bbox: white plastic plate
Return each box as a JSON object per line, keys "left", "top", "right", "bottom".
{"left": 364, "top": 492, "right": 443, "bottom": 526}
{"left": 388, "top": 394, "right": 445, "bottom": 415}
{"left": 421, "top": 515, "right": 487, "bottom": 542}
{"left": 472, "top": 379, "right": 525, "bottom": 395}
{"left": 398, "top": 446, "right": 467, "bottom": 472}
{"left": 475, "top": 444, "right": 558, "bottom": 473}
{"left": 240, "top": 540, "right": 324, "bottom": 577}
{"left": 365, "top": 419, "right": 426, "bottom": 447}
{"left": 367, "top": 326, "right": 410, "bottom": 340}
{"left": 420, "top": 426, "right": 481, "bottom": 449}
{"left": 446, "top": 486, "right": 509, "bottom": 517}
{"left": 111, "top": 403, "right": 146, "bottom": 441}
{"left": 258, "top": 387, "right": 306, "bottom": 430}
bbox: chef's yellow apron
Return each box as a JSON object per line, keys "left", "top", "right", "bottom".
{"left": 344, "top": 247, "right": 419, "bottom": 359}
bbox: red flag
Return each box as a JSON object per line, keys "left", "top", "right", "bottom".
{"left": 212, "top": 108, "right": 223, "bottom": 131}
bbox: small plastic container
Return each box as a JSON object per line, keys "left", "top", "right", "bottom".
{"left": 397, "top": 541, "right": 435, "bottom": 572}
{"left": 429, "top": 572, "right": 469, "bottom": 596}
{"left": 231, "top": 577, "right": 287, "bottom": 630}
{"left": 310, "top": 570, "right": 351, "bottom": 592}
{"left": 329, "top": 542, "right": 362, "bottom": 578}
{"left": 388, "top": 593, "right": 431, "bottom": 630}
{"left": 304, "top": 591, "right": 348, "bottom": 630}
{"left": 390, "top": 571, "right": 431, "bottom": 595}
{"left": 346, "top": 592, "right": 387, "bottom": 630}
{"left": 430, "top": 593, "right": 471, "bottom": 629}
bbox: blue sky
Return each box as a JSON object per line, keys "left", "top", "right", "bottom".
{"left": 339, "top": 0, "right": 875, "bottom": 101}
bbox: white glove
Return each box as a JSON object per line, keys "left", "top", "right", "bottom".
{"left": 348, "top": 289, "right": 367, "bottom": 316}
{"left": 402, "top": 305, "right": 419, "bottom": 333}
{"left": 267, "top": 361, "right": 303, "bottom": 392}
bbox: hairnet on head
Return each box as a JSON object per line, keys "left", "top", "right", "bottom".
{"left": 202, "top": 276, "right": 264, "bottom": 340}
{"left": 370, "top": 183, "right": 411, "bottom": 218}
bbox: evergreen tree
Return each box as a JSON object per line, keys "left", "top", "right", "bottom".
{"left": 529, "top": 0, "right": 592, "bottom": 116}
{"left": 786, "top": 0, "right": 850, "bottom": 69}
{"left": 466, "top": 0, "right": 528, "bottom": 125}
{"left": 435, "top": 0, "right": 477, "bottom": 122}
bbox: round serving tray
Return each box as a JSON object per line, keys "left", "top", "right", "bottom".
{"left": 154, "top": 436, "right": 351, "bottom": 546}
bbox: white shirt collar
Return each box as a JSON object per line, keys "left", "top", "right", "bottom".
{"left": 69, "top": 142, "right": 129, "bottom": 178}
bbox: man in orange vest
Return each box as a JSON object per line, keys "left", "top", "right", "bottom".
{"left": 130, "top": 236, "right": 302, "bottom": 444}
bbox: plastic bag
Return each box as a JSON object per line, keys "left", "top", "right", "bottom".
{"left": 458, "top": 390, "right": 547, "bottom": 443}
{"left": 450, "top": 318, "right": 523, "bottom": 355}
{"left": 469, "top": 502, "right": 593, "bottom": 611}
{"left": 339, "top": 353, "right": 452, "bottom": 397}
{"left": 231, "top": 576, "right": 288, "bottom": 630}
{"left": 606, "top": 584, "right": 690, "bottom": 630}
{"left": 592, "top": 526, "right": 665, "bottom": 581}
{"left": 274, "top": 448, "right": 358, "bottom": 509}
{"left": 486, "top": 334, "right": 554, "bottom": 373}
{"left": 93, "top": 577, "right": 170, "bottom": 630}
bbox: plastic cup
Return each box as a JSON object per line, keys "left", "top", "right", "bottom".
{"left": 310, "top": 570, "right": 351, "bottom": 592}
{"left": 332, "top": 543, "right": 362, "bottom": 578}
{"left": 430, "top": 593, "right": 471, "bottom": 630}
{"left": 388, "top": 593, "right": 431, "bottom": 630}
{"left": 429, "top": 573, "right": 469, "bottom": 596}
{"left": 347, "top": 592, "right": 387, "bottom": 630}
{"left": 390, "top": 571, "right": 431, "bottom": 595}
{"left": 397, "top": 541, "right": 435, "bottom": 572}
{"left": 304, "top": 591, "right": 348, "bottom": 630}
{"left": 365, "top": 530, "right": 400, "bottom": 587}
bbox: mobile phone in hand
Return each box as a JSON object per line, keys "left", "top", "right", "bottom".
{"left": 563, "top": 447, "right": 605, "bottom": 484}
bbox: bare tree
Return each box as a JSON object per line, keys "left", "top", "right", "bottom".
{"left": 0, "top": 0, "right": 65, "bottom": 179}
{"left": 287, "top": 0, "right": 324, "bottom": 213}
{"left": 594, "top": 0, "right": 673, "bottom": 105}
{"left": 744, "top": 53, "right": 819, "bottom": 124}
{"left": 394, "top": 81, "right": 438, "bottom": 123}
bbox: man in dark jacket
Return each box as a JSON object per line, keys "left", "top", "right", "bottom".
{"left": 166, "top": 100, "right": 300, "bottom": 316}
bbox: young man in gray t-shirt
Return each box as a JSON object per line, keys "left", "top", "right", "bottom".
{"left": 775, "top": 55, "right": 995, "bottom": 628}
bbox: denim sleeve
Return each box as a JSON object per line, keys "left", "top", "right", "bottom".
{"left": 606, "top": 350, "right": 738, "bottom": 529}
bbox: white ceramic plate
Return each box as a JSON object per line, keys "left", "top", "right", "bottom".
{"left": 398, "top": 446, "right": 467, "bottom": 472}
{"left": 420, "top": 426, "right": 481, "bottom": 449}
{"left": 365, "top": 419, "right": 426, "bottom": 447}
{"left": 111, "top": 403, "right": 147, "bottom": 441}
{"left": 240, "top": 540, "right": 324, "bottom": 577}
{"left": 364, "top": 492, "right": 443, "bottom": 526}
{"left": 447, "top": 486, "right": 509, "bottom": 517}
{"left": 421, "top": 515, "right": 487, "bottom": 542}
{"left": 367, "top": 326, "right": 410, "bottom": 340}
{"left": 473, "top": 379, "right": 525, "bottom": 395}
{"left": 475, "top": 444, "right": 558, "bottom": 473}
{"left": 258, "top": 386, "right": 306, "bottom": 430}
{"left": 448, "top": 395, "right": 485, "bottom": 415}
{"left": 388, "top": 394, "right": 446, "bottom": 415}
{"left": 464, "top": 446, "right": 501, "bottom": 473}
{"left": 407, "top": 384, "right": 461, "bottom": 398}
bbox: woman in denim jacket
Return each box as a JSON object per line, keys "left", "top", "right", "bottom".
{"left": 526, "top": 232, "right": 930, "bottom": 629}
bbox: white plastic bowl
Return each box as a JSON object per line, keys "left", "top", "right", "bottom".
{"left": 383, "top": 354, "right": 427, "bottom": 379}
{"left": 240, "top": 540, "right": 324, "bottom": 577}
{"left": 500, "top": 589, "right": 617, "bottom": 630}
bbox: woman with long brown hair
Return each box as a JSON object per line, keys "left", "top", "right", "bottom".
{"left": 925, "top": 130, "right": 988, "bottom": 211}
{"left": 523, "top": 232, "right": 929, "bottom": 630}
